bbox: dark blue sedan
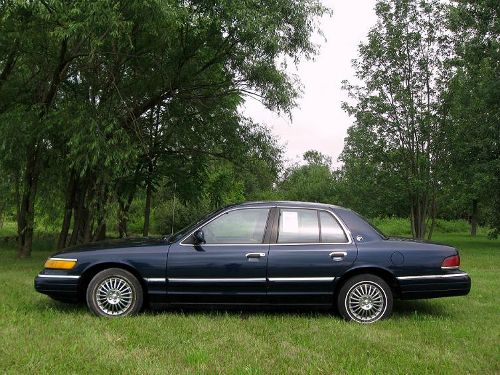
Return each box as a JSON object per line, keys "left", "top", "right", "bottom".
{"left": 34, "top": 201, "right": 471, "bottom": 323}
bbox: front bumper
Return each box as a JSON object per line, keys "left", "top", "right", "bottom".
{"left": 34, "top": 271, "right": 81, "bottom": 302}
{"left": 397, "top": 272, "right": 471, "bottom": 299}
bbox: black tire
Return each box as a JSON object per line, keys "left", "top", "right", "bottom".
{"left": 337, "top": 274, "right": 393, "bottom": 323}
{"left": 86, "top": 268, "right": 143, "bottom": 317}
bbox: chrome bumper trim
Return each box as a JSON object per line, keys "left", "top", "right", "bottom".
{"left": 397, "top": 273, "right": 469, "bottom": 280}
{"left": 37, "top": 274, "right": 80, "bottom": 279}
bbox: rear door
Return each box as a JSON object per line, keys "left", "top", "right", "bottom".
{"left": 166, "top": 207, "right": 271, "bottom": 304}
{"left": 267, "top": 207, "right": 357, "bottom": 305}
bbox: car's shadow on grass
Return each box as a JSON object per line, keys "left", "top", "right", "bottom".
{"left": 151, "top": 300, "right": 451, "bottom": 319}
{"left": 392, "top": 300, "right": 451, "bottom": 319}
{"left": 37, "top": 299, "right": 451, "bottom": 320}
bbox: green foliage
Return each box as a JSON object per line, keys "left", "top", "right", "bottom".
{"left": 0, "top": 0, "right": 325, "bottom": 252}
{"left": 446, "top": 0, "right": 500, "bottom": 237}
{"left": 278, "top": 150, "right": 339, "bottom": 204}
{"left": 371, "top": 217, "right": 413, "bottom": 237}
{"left": 373, "top": 217, "right": 475, "bottom": 237}
{"left": 341, "top": 0, "right": 452, "bottom": 238}
{"left": 153, "top": 199, "right": 211, "bottom": 236}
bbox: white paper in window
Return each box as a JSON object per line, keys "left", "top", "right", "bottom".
{"left": 282, "top": 211, "right": 299, "bottom": 233}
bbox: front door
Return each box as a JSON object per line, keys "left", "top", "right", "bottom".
{"left": 167, "top": 207, "right": 271, "bottom": 304}
{"left": 267, "top": 207, "right": 357, "bottom": 305}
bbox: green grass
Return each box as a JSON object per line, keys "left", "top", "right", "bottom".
{"left": 0, "top": 228, "right": 499, "bottom": 374}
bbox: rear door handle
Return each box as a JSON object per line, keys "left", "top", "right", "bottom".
{"left": 246, "top": 252, "right": 266, "bottom": 259}
{"left": 330, "top": 251, "right": 347, "bottom": 261}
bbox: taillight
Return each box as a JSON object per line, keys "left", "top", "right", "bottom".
{"left": 442, "top": 255, "right": 460, "bottom": 269}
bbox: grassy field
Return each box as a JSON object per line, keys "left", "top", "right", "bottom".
{"left": 0, "top": 225, "right": 499, "bottom": 374}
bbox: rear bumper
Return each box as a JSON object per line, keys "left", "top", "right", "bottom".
{"left": 397, "top": 272, "right": 471, "bottom": 299}
{"left": 34, "top": 273, "right": 80, "bottom": 302}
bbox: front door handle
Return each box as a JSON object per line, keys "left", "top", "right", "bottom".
{"left": 330, "top": 251, "right": 347, "bottom": 261}
{"left": 246, "top": 252, "right": 266, "bottom": 259}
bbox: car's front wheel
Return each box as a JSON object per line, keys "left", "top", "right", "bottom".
{"left": 86, "top": 268, "right": 143, "bottom": 317}
{"left": 337, "top": 274, "right": 393, "bottom": 323}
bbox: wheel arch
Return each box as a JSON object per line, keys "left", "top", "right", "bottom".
{"left": 78, "top": 262, "right": 148, "bottom": 304}
{"left": 334, "top": 266, "right": 400, "bottom": 299}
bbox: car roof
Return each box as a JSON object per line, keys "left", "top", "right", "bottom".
{"left": 229, "top": 201, "right": 346, "bottom": 211}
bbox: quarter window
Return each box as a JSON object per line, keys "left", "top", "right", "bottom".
{"left": 201, "top": 208, "right": 269, "bottom": 244}
{"left": 319, "top": 211, "right": 348, "bottom": 243}
{"left": 277, "top": 209, "right": 320, "bottom": 243}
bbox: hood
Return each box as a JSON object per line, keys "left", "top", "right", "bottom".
{"left": 54, "top": 237, "right": 167, "bottom": 255}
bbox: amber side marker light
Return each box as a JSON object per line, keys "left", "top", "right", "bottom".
{"left": 44, "top": 258, "right": 77, "bottom": 270}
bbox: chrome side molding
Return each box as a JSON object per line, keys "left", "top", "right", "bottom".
{"left": 397, "top": 273, "right": 468, "bottom": 280}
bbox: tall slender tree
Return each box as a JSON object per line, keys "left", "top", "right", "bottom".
{"left": 342, "top": 0, "right": 452, "bottom": 239}
{"left": 447, "top": 0, "right": 500, "bottom": 237}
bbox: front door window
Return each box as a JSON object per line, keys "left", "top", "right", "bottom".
{"left": 202, "top": 208, "right": 270, "bottom": 244}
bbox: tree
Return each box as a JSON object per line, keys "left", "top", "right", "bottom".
{"left": 279, "top": 150, "right": 339, "bottom": 203}
{"left": 447, "top": 0, "right": 500, "bottom": 237}
{"left": 342, "top": 0, "right": 452, "bottom": 239}
{"left": 0, "top": 0, "right": 327, "bottom": 255}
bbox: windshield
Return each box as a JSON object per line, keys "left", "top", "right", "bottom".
{"left": 167, "top": 207, "right": 226, "bottom": 243}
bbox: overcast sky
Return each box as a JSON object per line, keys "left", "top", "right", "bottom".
{"left": 241, "top": 0, "right": 377, "bottom": 167}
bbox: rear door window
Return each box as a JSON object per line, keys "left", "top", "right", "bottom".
{"left": 319, "top": 211, "right": 348, "bottom": 243}
{"left": 277, "top": 209, "right": 320, "bottom": 243}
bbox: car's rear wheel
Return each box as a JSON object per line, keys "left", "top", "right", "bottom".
{"left": 86, "top": 268, "right": 143, "bottom": 317}
{"left": 337, "top": 274, "right": 393, "bottom": 323}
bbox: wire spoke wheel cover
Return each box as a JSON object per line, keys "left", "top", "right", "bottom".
{"left": 86, "top": 268, "right": 143, "bottom": 317}
{"left": 95, "top": 277, "right": 134, "bottom": 316}
{"left": 337, "top": 274, "right": 393, "bottom": 324}
{"left": 345, "top": 281, "right": 387, "bottom": 323}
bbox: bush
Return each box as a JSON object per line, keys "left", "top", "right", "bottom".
{"left": 371, "top": 217, "right": 476, "bottom": 237}
{"left": 434, "top": 219, "right": 470, "bottom": 233}
{"left": 371, "top": 217, "right": 412, "bottom": 236}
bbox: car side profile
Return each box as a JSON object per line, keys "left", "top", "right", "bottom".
{"left": 34, "top": 201, "right": 471, "bottom": 323}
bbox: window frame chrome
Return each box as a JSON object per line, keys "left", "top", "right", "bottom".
{"left": 272, "top": 206, "right": 353, "bottom": 246}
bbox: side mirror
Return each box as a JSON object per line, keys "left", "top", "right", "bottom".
{"left": 193, "top": 230, "right": 205, "bottom": 244}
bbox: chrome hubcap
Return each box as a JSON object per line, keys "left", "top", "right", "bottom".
{"left": 346, "top": 281, "right": 386, "bottom": 323}
{"left": 96, "top": 277, "right": 133, "bottom": 315}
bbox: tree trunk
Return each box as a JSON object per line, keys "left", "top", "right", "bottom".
{"left": 118, "top": 201, "right": 128, "bottom": 238}
{"left": 118, "top": 180, "right": 138, "bottom": 238}
{"left": 69, "top": 183, "right": 87, "bottom": 246}
{"left": 57, "top": 172, "right": 77, "bottom": 249}
{"left": 0, "top": 201, "right": 5, "bottom": 229}
{"left": 118, "top": 191, "right": 135, "bottom": 238}
{"left": 17, "top": 148, "right": 39, "bottom": 258}
{"left": 94, "top": 222, "right": 106, "bottom": 242}
{"left": 427, "top": 194, "right": 437, "bottom": 240}
{"left": 143, "top": 177, "right": 152, "bottom": 237}
{"left": 470, "top": 198, "right": 478, "bottom": 236}
{"left": 92, "top": 185, "right": 108, "bottom": 242}
{"left": 410, "top": 194, "right": 427, "bottom": 240}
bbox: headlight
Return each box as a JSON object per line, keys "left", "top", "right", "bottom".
{"left": 44, "top": 258, "right": 77, "bottom": 270}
